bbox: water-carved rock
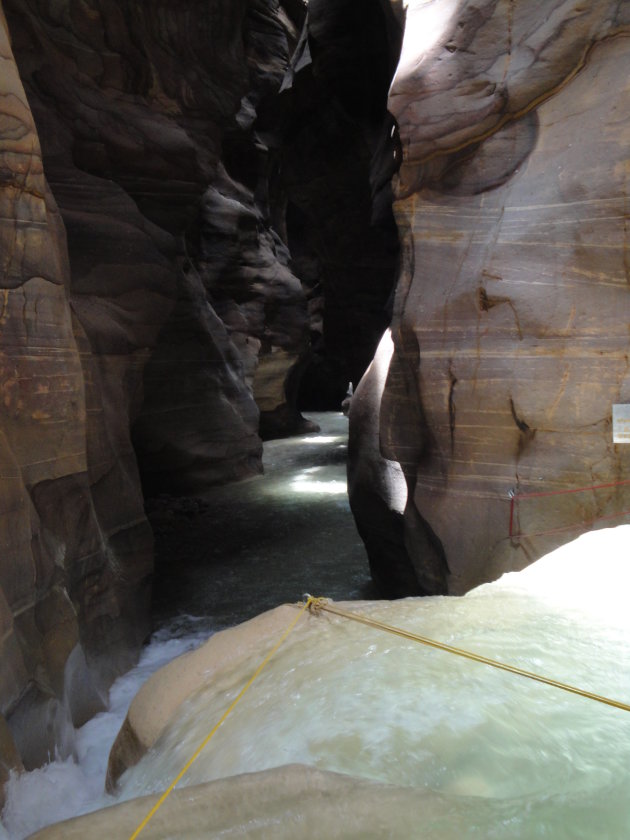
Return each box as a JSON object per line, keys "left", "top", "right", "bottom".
{"left": 349, "top": 0, "right": 630, "bottom": 594}
{"left": 0, "top": 0, "right": 311, "bottom": 776}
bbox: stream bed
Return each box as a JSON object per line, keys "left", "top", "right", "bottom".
{"left": 1, "top": 412, "right": 370, "bottom": 838}
{"left": 3, "top": 413, "right": 630, "bottom": 838}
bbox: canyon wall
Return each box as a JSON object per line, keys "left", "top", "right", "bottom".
{"left": 6, "top": 0, "right": 630, "bottom": 791}
{"left": 0, "top": 0, "right": 133, "bottom": 782}
{"left": 0, "top": 0, "right": 402, "bottom": 786}
{"left": 273, "top": 0, "right": 403, "bottom": 409}
{"left": 349, "top": 0, "right": 630, "bottom": 595}
{"left": 0, "top": 0, "right": 313, "bottom": 784}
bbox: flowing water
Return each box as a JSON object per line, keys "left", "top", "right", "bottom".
{"left": 0, "top": 621, "right": 212, "bottom": 839}
{"left": 149, "top": 412, "right": 374, "bottom": 629}
{"left": 0, "top": 413, "right": 368, "bottom": 838}
{"left": 116, "top": 526, "right": 630, "bottom": 837}
{"left": 2, "top": 414, "right": 630, "bottom": 837}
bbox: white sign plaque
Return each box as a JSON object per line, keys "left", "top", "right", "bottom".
{"left": 613, "top": 404, "right": 630, "bottom": 443}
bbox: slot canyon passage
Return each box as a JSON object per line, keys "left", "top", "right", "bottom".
{"left": 1, "top": 0, "right": 630, "bottom": 837}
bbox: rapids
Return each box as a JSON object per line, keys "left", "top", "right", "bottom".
{"left": 0, "top": 620, "right": 212, "bottom": 840}
{"left": 114, "top": 525, "right": 630, "bottom": 838}
{"left": 0, "top": 413, "right": 365, "bottom": 838}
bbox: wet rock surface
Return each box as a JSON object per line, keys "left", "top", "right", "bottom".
{"left": 4, "top": 0, "right": 630, "bottom": 792}
{"left": 29, "top": 765, "right": 453, "bottom": 840}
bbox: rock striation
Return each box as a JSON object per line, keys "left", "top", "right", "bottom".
{"left": 0, "top": 1, "right": 129, "bottom": 778}
{"left": 6, "top": 0, "right": 630, "bottom": 792}
{"left": 349, "top": 0, "right": 630, "bottom": 595}
{"left": 0, "top": 0, "right": 314, "bottom": 782}
{"left": 4, "top": 0, "right": 312, "bottom": 493}
{"left": 4, "top": 0, "right": 414, "bottom": 786}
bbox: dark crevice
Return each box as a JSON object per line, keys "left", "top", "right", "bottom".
{"left": 509, "top": 397, "right": 530, "bottom": 434}
{"left": 448, "top": 362, "right": 458, "bottom": 451}
{"left": 269, "top": 0, "right": 404, "bottom": 411}
{"left": 510, "top": 397, "right": 536, "bottom": 458}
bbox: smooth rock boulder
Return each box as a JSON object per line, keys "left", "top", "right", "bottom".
{"left": 27, "top": 765, "right": 458, "bottom": 840}
{"left": 106, "top": 604, "right": 303, "bottom": 790}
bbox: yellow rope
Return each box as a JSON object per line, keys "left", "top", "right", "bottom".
{"left": 128, "top": 597, "right": 313, "bottom": 840}
{"left": 306, "top": 598, "right": 630, "bottom": 714}
{"left": 128, "top": 592, "right": 628, "bottom": 837}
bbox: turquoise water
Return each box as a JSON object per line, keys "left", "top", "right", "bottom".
{"left": 117, "top": 527, "right": 630, "bottom": 838}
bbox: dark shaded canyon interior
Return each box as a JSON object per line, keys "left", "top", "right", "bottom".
{"left": 1, "top": 0, "right": 630, "bottom": 798}
{"left": 277, "top": 0, "right": 403, "bottom": 411}
{"left": 0, "top": 0, "right": 402, "bottom": 784}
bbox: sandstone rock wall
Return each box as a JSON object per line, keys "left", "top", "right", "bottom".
{"left": 350, "top": 0, "right": 630, "bottom": 595}
{"left": 0, "top": 2, "right": 135, "bottom": 776}
{"left": 0, "top": 0, "right": 312, "bottom": 779}
{"left": 4, "top": 0, "right": 311, "bottom": 492}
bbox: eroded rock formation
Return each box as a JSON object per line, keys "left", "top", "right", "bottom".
{"left": 3, "top": 0, "right": 312, "bottom": 493}
{"left": 349, "top": 0, "right": 630, "bottom": 595}
{"left": 0, "top": 1, "right": 131, "bottom": 777}
{"left": 6, "top": 0, "right": 630, "bottom": 796}
{"left": 0, "top": 0, "right": 404, "bottom": 786}
{"left": 0, "top": 0, "right": 316, "bottom": 781}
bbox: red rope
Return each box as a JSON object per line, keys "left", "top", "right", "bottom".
{"left": 515, "top": 508, "right": 630, "bottom": 540}
{"left": 511, "top": 478, "right": 630, "bottom": 501}
{"left": 509, "top": 478, "right": 630, "bottom": 539}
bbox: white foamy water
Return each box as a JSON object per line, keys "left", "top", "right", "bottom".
{"left": 115, "top": 527, "right": 630, "bottom": 838}
{"left": 0, "top": 617, "right": 213, "bottom": 840}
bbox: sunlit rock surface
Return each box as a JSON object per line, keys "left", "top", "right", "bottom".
{"left": 350, "top": 0, "right": 630, "bottom": 595}
{"left": 347, "top": 330, "right": 438, "bottom": 597}
{"left": 34, "top": 526, "right": 630, "bottom": 838}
